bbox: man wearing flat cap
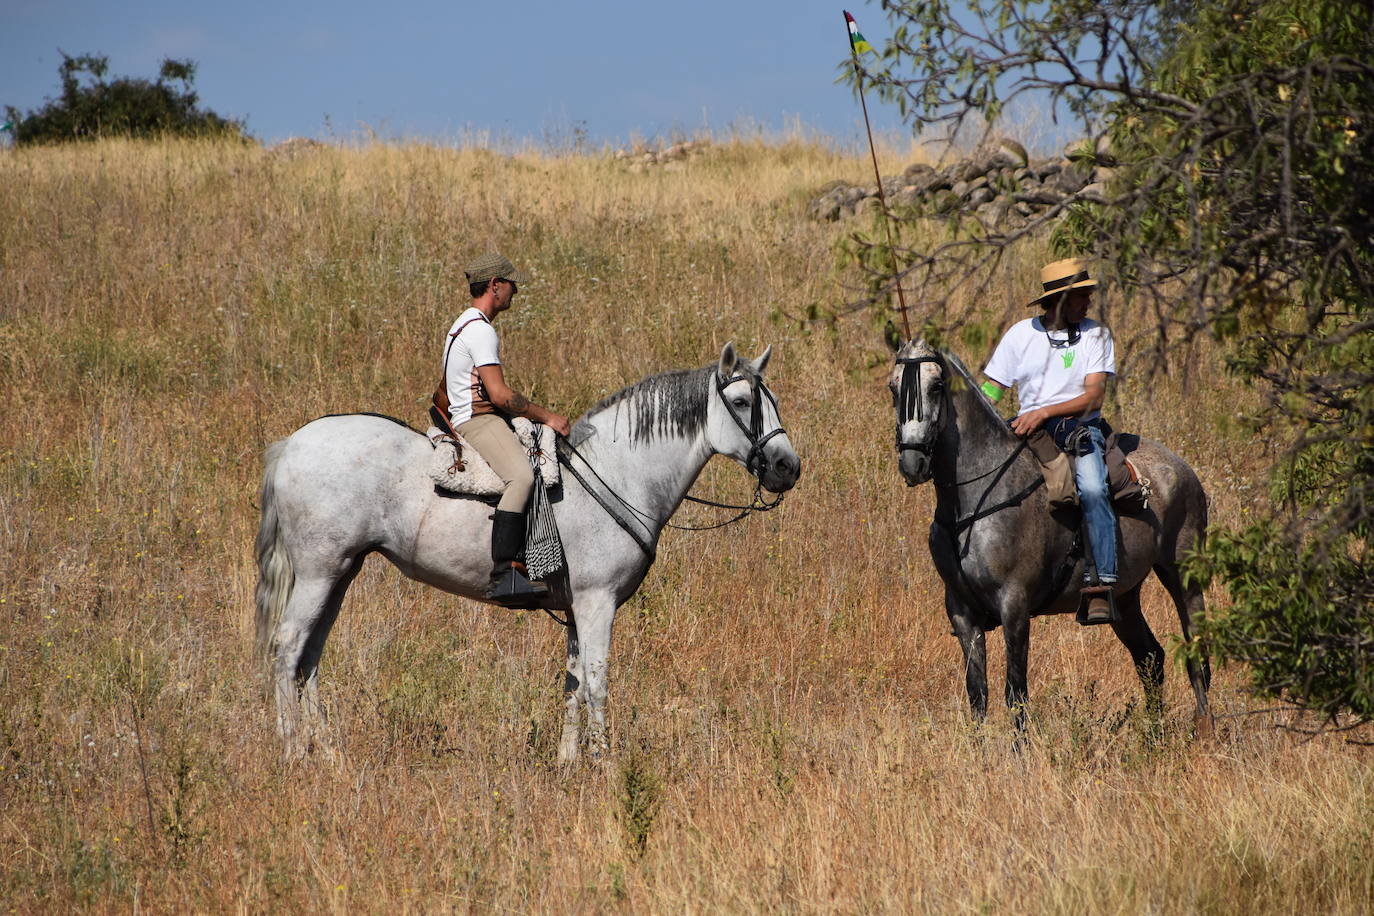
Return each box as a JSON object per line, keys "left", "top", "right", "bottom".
{"left": 980, "top": 257, "right": 1118, "bottom": 624}
{"left": 441, "top": 252, "right": 571, "bottom": 606}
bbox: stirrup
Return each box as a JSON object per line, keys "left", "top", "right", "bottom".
{"left": 1076, "top": 585, "right": 1116, "bottom": 626}
{"left": 488, "top": 564, "right": 549, "bottom": 609}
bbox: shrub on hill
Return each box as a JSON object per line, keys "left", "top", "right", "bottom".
{"left": 4, "top": 52, "right": 247, "bottom": 145}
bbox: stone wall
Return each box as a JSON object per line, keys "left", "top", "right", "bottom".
{"left": 809, "top": 138, "right": 1112, "bottom": 228}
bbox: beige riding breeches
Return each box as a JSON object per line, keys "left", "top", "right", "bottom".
{"left": 457, "top": 413, "right": 535, "bottom": 513}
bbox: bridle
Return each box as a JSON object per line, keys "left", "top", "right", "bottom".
{"left": 893, "top": 351, "right": 1040, "bottom": 556}
{"left": 717, "top": 371, "right": 787, "bottom": 480}
{"left": 894, "top": 353, "right": 945, "bottom": 457}
{"left": 557, "top": 370, "right": 788, "bottom": 557}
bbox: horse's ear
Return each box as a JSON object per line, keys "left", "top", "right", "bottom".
{"left": 883, "top": 320, "right": 903, "bottom": 353}
{"left": 748, "top": 344, "right": 773, "bottom": 376}
{"left": 717, "top": 341, "right": 738, "bottom": 380}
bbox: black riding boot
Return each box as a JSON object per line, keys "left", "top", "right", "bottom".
{"left": 488, "top": 509, "right": 548, "bottom": 608}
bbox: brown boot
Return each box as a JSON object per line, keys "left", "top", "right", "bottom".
{"left": 1081, "top": 585, "right": 1112, "bottom": 624}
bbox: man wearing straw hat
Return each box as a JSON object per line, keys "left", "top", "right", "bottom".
{"left": 980, "top": 257, "right": 1118, "bottom": 624}
{"left": 440, "top": 251, "right": 571, "bottom": 607}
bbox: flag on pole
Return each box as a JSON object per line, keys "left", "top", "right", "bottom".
{"left": 844, "top": 10, "right": 874, "bottom": 55}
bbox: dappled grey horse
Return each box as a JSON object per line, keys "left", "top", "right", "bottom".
{"left": 256, "top": 343, "right": 800, "bottom": 760}
{"left": 889, "top": 340, "right": 1212, "bottom": 731}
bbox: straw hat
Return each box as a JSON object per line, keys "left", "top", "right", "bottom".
{"left": 1029, "top": 257, "right": 1097, "bottom": 307}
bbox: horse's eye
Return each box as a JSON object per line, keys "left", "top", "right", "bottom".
{"left": 732, "top": 397, "right": 749, "bottom": 409}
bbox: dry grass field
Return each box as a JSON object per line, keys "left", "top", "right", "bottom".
{"left": 1, "top": 136, "right": 1370, "bottom": 912}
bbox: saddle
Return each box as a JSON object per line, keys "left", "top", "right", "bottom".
{"left": 425, "top": 419, "right": 560, "bottom": 497}
{"left": 1025, "top": 426, "right": 1150, "bottom": 514}
{"left": 425, "top": 420, "right": 567, "bottom": 584}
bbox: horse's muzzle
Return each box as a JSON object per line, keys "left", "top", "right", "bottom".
{"left": 899, "top": 448, "right": 931, "bottom": 486}
{"left": 761, "top": 451, "right": 801, "bottom": 493}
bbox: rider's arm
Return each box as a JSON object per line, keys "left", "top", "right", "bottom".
{"left": 475, "top": 363, "right": 572, "bottom": 437}
{"left": 1009, "top": 372, "right": 1108, "bottom": 436}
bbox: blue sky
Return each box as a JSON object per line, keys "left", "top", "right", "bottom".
{"left": 2, "top": 0, "right": 920, "bottom": 148}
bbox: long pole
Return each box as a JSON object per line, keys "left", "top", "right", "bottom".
{"left": 844, "top": 10, "right": 911, "bottom": 340}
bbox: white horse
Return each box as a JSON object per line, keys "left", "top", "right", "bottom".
{"left": 255, "top": 343, "right": 800, "bottom": 760}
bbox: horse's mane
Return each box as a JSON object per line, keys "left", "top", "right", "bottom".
{"left": 940, "top": 350, "right": 1011, "bottom": 431}
{"left": 570, "top": 365, "right": 712, "bottom": 446}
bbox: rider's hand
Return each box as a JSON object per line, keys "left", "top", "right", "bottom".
{"left": 1011, "top": 407, "right": 1049, "bottom": 437}
{"left": 546, "top": 412, "right": 572, "bottom": 438}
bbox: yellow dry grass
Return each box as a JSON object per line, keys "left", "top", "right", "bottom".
{"left": 0, "top": 136, "right": 1369, "bottom": 913}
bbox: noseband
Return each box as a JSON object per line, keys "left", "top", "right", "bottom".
{"left": 718, "top": 372, "right": 786, "bottom": 479}
{"left": 895, "top": 354, "right": 945, "bottom": 455}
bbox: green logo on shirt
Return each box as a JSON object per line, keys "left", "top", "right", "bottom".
{"left": 1061, "top": 350, "right": 1076, "bottom": 369}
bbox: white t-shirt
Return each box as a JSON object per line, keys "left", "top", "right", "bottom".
{"left": 983, "top": 316, "right": 1115, "bottom": 418}
{"left": 442, "top": 307, "right": 501, "bottom": 426}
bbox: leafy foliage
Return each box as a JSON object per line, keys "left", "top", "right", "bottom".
{"left": 4, "top": 52, "right": 247, "bottom": 145}
{"left": 1187, "top": 521, "right": 1374, "bottom": 725}
{"left": 848, "top": 0, "right": 1374, "bottom": 725}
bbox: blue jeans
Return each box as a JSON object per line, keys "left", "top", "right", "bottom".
{"left": 1047, "top": 419, "right": 1118, "bottom": 584}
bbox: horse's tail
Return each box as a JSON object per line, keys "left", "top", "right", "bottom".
{"left": 254, "top": 439, "right": 294, "bottom": 672}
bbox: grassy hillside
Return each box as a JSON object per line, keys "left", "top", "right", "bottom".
{"left": 0, "top": 137, "right": 1368, "bottom": 912}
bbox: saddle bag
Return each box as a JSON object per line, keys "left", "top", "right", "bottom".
{"left": 1026, "top": 428, "right": 1078, "bottom": 510}
{"left": 1104, "top": 433, "right": 1150, "bottom": 514}
{"left": 430, "top": 382, "right": 465, "bottom": 471}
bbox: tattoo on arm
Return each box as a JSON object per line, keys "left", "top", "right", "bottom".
{"left": 506, "top": 391, "right": 530, "bottom": 414}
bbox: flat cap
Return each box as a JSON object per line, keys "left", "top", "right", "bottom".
{"left": 464, "top": 252, "right": 529, "bottom": 285}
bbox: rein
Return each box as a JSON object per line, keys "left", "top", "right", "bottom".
{"left": 557, "top": 372, "right": 787, "bottom": 555}
{"left": 938, "top": 439, "right": 1035, "bottom": 495}
{"left": 556, "top": 438, "right": 658, "bottom": 557}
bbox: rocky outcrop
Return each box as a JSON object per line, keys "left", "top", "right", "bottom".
{"left": 266, "top": 137, "right": 327, "bottom": 160}
{"left": 614, "top": 140, "right": 709, "bottom": 172}
{"left": 809, "top": 139, "right": 1111, "bottom": 228}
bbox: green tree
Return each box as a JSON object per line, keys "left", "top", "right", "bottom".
{"left": 848, "top": 0, "right": 1373, "bottom": 727}
{"left": 4, "top": 52, "right": 248, "bottom": 145}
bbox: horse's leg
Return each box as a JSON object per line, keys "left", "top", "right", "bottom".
{"left": 571, "top": 593, "right": 616, "bottom": 760}
{"left": 270, "top": 577, "right": 335, "bottom": 758}
{"left": 295, "top": 556, "right": 365, "bottom": 752}
{"left": 558, "top": 615, "right": 584, "bottom": 764}
{"left": 271, "top": 557, "right": 357, "bottom": 758}
{"left": 946, "top": 591, "right": 988, "bottom": 720}
{"left": 1002, "top": 606, "right": 1031, "bottom": 733}
{"left": 1154, "top": 560, "right": 1214, "bottom": 735}
{"left": 1108, "top": 586, "right": 1165, "bottom": 729}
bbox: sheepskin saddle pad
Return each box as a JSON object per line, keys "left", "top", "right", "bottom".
{"left": 426, "top": 418, "right": 560, "bottom": 497}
